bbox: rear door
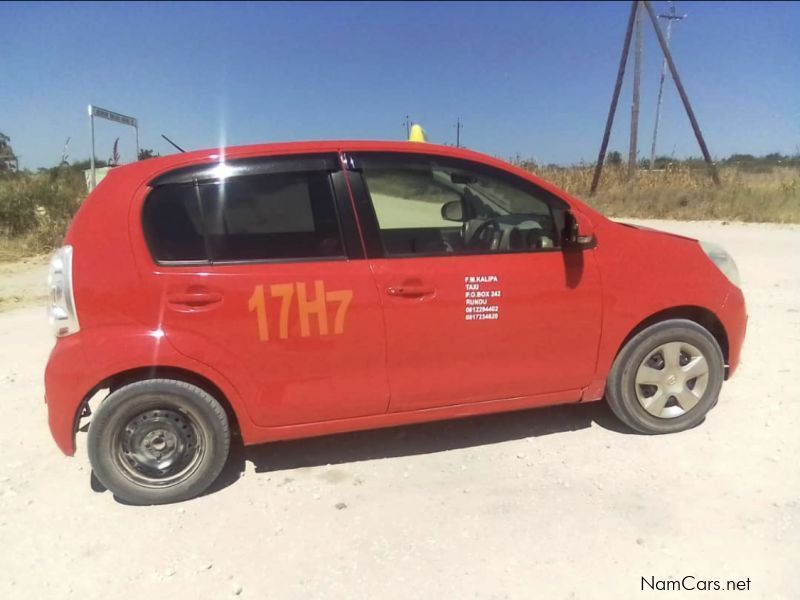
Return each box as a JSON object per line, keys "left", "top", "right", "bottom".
{"left": 142, "top": 154, "right": 389, "bottom": 427}
{"left": 346, "top": 152, "right": 602, "bottom": 412}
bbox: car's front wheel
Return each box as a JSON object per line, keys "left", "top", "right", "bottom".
{"left": 87, "top": 379, "right": 230, "bottom": 505}
{"left": 606, "top": 319, "right": 724, "bottom": 434}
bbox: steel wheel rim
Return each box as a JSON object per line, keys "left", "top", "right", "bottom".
{"left": 113, "top": 407, "right": 205, "bottom": 488}
{"left": 634, "top": 341, "right": 710, "bottom": 419}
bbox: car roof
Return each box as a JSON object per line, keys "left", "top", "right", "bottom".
{"left": 106, "top": 140, "right": 537, "bottom": 190}
{"left": 96, "top": 139, "right": 602, "bottom": 222}
{"left": 121, "top": 140, "right": 511, "bottom": 179}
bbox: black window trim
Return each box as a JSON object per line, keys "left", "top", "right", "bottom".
{"left": 143, "top": 153, "right": 364, "bottom": 266}
{"left": 346, "top": 151, "right": 570, "bottom": 260}
{"left": 149, "top": 154, "right": 340, "bottom": 187}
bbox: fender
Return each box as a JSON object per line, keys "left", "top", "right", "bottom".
{"left": 581, "top": 220, "right": 735, "bottom": 401}
{"left": 45, "top": 325, "right": 257, "bottom": 456}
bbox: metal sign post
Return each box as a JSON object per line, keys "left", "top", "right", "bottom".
{"left": 88, "top": 105, "right": 96, "bottom": 189}
{"left": 87, "top": 104, "right": 140, "bottom": 190}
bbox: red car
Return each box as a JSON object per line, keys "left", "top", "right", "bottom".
{"left": 45, "top": 141, "right": 747, "bottom": 504}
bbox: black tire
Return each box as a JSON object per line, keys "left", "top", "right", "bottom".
{"left": 87, "top": 379, "right": 230, "bottom": 505}
{"left": 606, "top": 319, "right": 724, "bottom": 434}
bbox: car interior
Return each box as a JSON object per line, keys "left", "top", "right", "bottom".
{"left": 365, "top": 164, "right": 559, "bottom": 256}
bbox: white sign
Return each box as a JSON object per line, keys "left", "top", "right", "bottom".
{"left": 89, "top": 105, "right": 138, "bottom": 128}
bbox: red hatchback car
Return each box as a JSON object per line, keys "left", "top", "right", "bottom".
{"left": 45, "top": 141, "right": 746, "bottom": 504}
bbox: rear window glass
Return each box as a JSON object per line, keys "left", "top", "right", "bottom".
{"left": 199, "top": 171, "right": 343, "bottom": 262}
{"left": 143, "top": 170, "right": 344, "bottom": 263}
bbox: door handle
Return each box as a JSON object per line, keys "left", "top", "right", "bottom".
{"left": 386, "top": 285, "right": 435, "bottom": 298}
{"left": 167, "top": 291, "right": 223, "bottom": 307}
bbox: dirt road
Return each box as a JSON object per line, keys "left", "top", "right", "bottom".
{"left": 1, "top": 220, "right": 798, "bottom": 599}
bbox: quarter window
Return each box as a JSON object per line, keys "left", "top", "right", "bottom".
{"left": 359, "top": 156, "right": 561, "bottom": 257}
{"left": 142, "top": 183, "right": 206, "bottom": 262}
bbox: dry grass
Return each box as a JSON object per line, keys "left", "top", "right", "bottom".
{"left": 0, "top": 167, "right": 85, "bottom": 262}
{"left": 1, "top": 163, "right": 798, "bottom": 262}
{"left": 530, "top": 164, "right": 800, "bottom": 223}
{"left": 0, "top": 227, "right": 65, "bottom": 262}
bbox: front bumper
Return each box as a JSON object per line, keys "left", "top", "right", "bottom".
{"left": 720, "top": 286, "right": 747, "bottom": 378}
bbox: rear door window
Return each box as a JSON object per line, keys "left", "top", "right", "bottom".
{"left": 198, "top": 171, "right": 344, "bottom": 262}
{"left": 143, "top": 162, "right": 345, "bottom": 264}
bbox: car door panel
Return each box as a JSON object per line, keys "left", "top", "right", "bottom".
{"left": 370, "top": 251, "right": 601, "bottom": 411}
{"left": 160, "top": 261, "right": 389, "bottom": 426}
{"left": 144, "top": 156, "right": 390, "bottom": 427}
{"left": 346, "top": 152, "right": 603, "bottom": 412}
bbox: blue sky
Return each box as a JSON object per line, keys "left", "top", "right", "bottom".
{"left": 2, "top": 1, "right": 798, "bottom": 169}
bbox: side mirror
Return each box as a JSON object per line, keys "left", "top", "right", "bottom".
{"left": 565, "top": 210, "right": 595, "bottom": 249}
{"left": 441, "top": 200, "right": 466, "bottom": 222}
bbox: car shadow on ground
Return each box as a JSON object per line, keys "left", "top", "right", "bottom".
{"left": 205, "top": 399, "right": 634, "bottom": 498}
{"left": 92, "top": 400, "right": 634, "bottom": 503}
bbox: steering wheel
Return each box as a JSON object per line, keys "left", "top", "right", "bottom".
{"left": 468, "top": 219, "right": 503, "bottom": 251}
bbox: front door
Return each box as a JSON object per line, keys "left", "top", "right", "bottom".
{"left": 347, "top": 152, "right": 602, "bottom": 411}
{"left": 142, "top": 155, "right": 389, "bottom": 426}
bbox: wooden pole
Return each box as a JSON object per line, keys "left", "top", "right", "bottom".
{"left": 649, "top": 3, "right": 685, "bottom": 169}
{"left": 629, "top": 3, "right": 643, "bottom": 177}
{"left": 590, "top": 1, "right": 639, "bottom": 195}
{"left": 643, "top": 0, "right": 720, "bottom": 185}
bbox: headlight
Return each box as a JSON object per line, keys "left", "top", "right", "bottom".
{"left": 699, "top": 241, "right": 741, "bottom": 288}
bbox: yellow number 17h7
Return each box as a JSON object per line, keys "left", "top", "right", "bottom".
{"left": 248, "top": 281, "right": 353, "bottom": 342}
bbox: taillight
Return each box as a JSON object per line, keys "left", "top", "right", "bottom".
{"left": 48, "top": 245, "right": 80, "bottom": 337}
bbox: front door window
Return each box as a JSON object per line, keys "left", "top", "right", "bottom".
{"left": 359, "top": 155, "right": 563, "bottom": 257}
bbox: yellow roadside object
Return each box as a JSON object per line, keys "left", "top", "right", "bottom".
{"left": 409, "top": 124, "right": 427, "bottom": 143}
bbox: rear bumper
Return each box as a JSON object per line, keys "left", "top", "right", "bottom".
{"left": 44, "top": 335, "right": 93, "bottom": 456}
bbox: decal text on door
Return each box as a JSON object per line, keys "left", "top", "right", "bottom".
{"left": 248, "top": 281, "right": 353, "bottom": 341}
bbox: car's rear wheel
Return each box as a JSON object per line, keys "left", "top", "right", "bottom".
{"left": 87, "top": 379, "right": 230, "bottom": 505}
{"left": 606, "top": 319, "right": 724, "bottom": 434}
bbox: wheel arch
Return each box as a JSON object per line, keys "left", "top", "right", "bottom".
{"left": 80, "top": 366, "right": 242, "bottom": 437}
{"left": 617, "top": 305, "right": 729, "bottom": 370}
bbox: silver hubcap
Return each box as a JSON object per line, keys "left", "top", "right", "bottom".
{"left": 634, "top": 341, "right": 709, "bottom": 419}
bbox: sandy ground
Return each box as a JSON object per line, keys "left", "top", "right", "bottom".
{"left": 0, "top": 219, "right": 798, "bottom": 599}
{"left": 0, "top": 255, "right": 48, "bottom": 312}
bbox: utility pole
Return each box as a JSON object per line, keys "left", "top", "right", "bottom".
{"left": 643, "top": 0, "right": 719, "bottom": 185}
{"left": 404, "top": 115, "right": 410, "bottom": 139}
{"left": 591, "top": 0, "right": 719, "bottom": 193}
{"left": 649, "top": 1, "right": 686, "bottom": 169}
{"left": 455, "top": 117, "right": 462, "bottom": 148}
{"left": 628, "top": 1, "right": 643, "bottom": 177}
{"left": 590, "top": 1, "right": 639, "bottom": 195}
